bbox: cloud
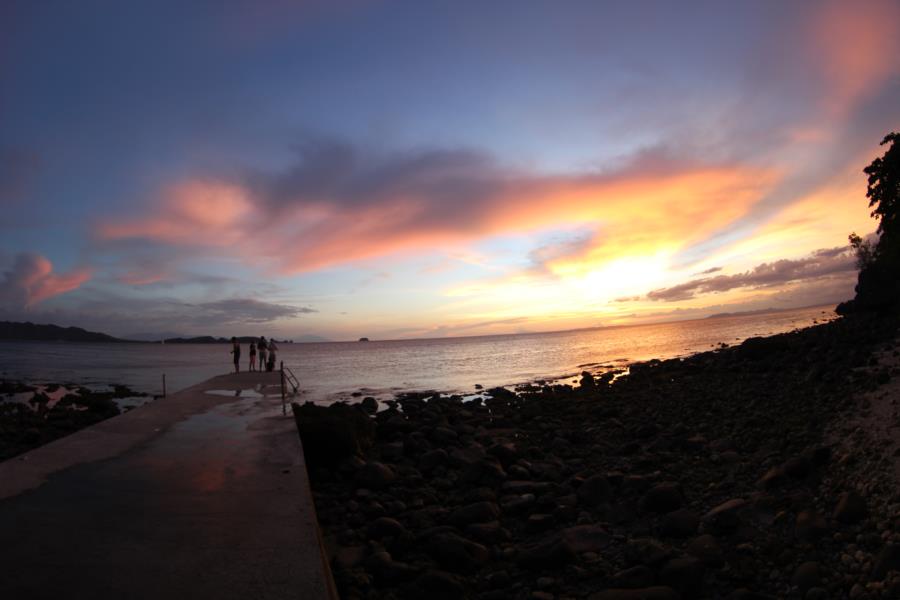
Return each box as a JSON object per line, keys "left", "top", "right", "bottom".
{"left": 0, "top": 253, "right": 91, "bottom": 308}
{"left": 646, "top": 246, "right": 856, "bottom": 302}
{"left": 97, "top": 139, "right": 774, "bottom": 276}
{"left": 196, "top": 298, "right": 316, "bottom": 323}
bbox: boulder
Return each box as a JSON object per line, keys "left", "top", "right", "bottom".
{"left": 425, "top": 532, "right": 489, "bottom": 573}
{"left": 659, "top": 508, "right": 699, "bottom": 538}
{"left": 517, "top": 535, "right": 577, "bottom": 570}
{"left": 577, "top": 474, "right": 612, "bottom": 506}
{"left": 291, "top": 402, "right": 374, "bottom": 469}
{"left": 447, "top": 501, "right": 500, "bottom": 526}
{"left": 702, "top": 498, "right": 746, "bottom": 533}
{"left": 402, "top": 570, "right": 466, "bottom": 600}
{"left": 640, "top": 482, "right": 684, "bottom": 513}
{"left": 610, "top": 565, "right": 655, "bottom": 589}
{"left": 356, "top": 461, "right": 396, "bottom": 490}
{"left": 686, "top": 534, "right": 724, "bottom": 568}
{"left": 659, "top": 556, "right": 705, "bottom": 597}
{"left": 870, "top": 543, "right": 900, "bottom": 581}
{"left": 790, "top": 561, "right": 821, "bottom": 592}
{"left": 367, "top": 517, "right": 407, "bottom": 539}
{"left": 833, "top": 491, "right": 867, "bottom": 524}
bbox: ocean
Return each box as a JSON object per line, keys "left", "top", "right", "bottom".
{"left": 0, "top": 305, "right": 835, "bottom": 404}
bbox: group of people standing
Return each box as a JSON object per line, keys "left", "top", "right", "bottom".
{"left": 230, "top": 336, "right": 278, "bottom": 373}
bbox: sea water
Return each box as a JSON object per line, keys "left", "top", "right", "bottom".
{"left": 0, "top": 305, "right": 836, "bottom": 404}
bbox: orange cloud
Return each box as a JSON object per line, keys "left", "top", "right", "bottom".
{"left": 1, "top": 253, "right": 91, "bottom": 307}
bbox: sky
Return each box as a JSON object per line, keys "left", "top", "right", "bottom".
{"left": 1, "top": 0, "right": 898, "bottom": 341}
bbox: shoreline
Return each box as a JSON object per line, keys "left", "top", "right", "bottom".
{"left": 301, "top": 313, "right": 900, "bottom": 599}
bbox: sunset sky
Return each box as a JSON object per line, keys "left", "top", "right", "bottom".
{"left": 1, "top": 0, "right": 899, "bottom": 340}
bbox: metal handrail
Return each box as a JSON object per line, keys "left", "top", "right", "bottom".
{"left": 279, "top": 362, "right": 300, "bottom": 416}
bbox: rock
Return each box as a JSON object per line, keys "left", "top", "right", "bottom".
{"left": 403, "top": 570, "right": 466, "bottom": 600}
{"left": 333, "top": 545, "right": 366, "bottom": 570}
{"left": 363, "top": 550, "right": 418, "bottom": 584}
{"left": 419, "top": 448, "right": 449, "bottom": 471}
{"left": 502, "top": 480, "right": 553, "bottom": 494}
{"left": 833, "top": 491, "right": 867, "bottom": 524}
{"left": 360, "top": 396, "right": 378, "bottom": 414}
{"left": 870, "top": 543, "right": 900, "bottom": 581}
{"left": 658, "top": 556, "right": 705, "bottom": 597}
{"left": 426, "top": 532, "right": 489, "bottom": 573}
{"left": 611, "top": 565, "right": 655, "bottom": 588}
{"left": 527, "top": 513, "right": 556, "bottom": 532}
{"left": 640, "top": 482, "right": 684, "bottom": 513}
{"left": 686, "top": 534, "right": 724, "bottom": 568}
{"left": 791, "top": 561, "right": 821, "bottom": 592}
{"left": 291, "top": 402, "right": 375, "bottom": 469}
{"left": 562, "top": 524, "right": 612, "bottom": 553}
{"left": 381, "top": 441, "right": 404, "bottom": 461}
{"left": 588, "top": 587, "right": 679, "bottom": 600}
{"left": 702, "top": 498, "right": 746, "bottom": 533}
{"left": 355, "top": 461, "right": 396, "bottom": 489}
{"left": 487, "top": 442, "right": 518, "bottom": 467}
{"left": 500, "top": 493, "right": 536, "bottom": 513}
{"left": 758, "top": 466, "right": 787, "bottom": 490}
{"left": 431, "top": 426, "right": 459, "bottom": 445}
{"left": 465, "top": 521, "right": 510, "bottom": 544}
{"left": 460, "top": 458, "right": 507, "bottom": 486}
{"left": 624, "top": 538, "right": 672, "bottom": 567}
{"left": 448, "top": 501, "right": 500, "bottom": 526}
{"left": 517, "top": 536, "right": 577, "bottom": 570}
{"left": 367, "top": 517, "right": 407, "bottom": 539}
{"left": 805, "top": 587, "right": 828, "bottom": 600}
{"left": 795, "top": 510, "right": 829, "bottom": 541}
{"left": 577, "top": 474, "right": 611, "bottom": 506}
{"left": 725, "top": 590, "right": 777, "bottom": 600}
{"left": 659, "top": 508, "right": 699, "bottom": 538}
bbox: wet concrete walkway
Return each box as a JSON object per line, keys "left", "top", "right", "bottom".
{"left": 0, "top": 372, "right": 336, "bottom": 599}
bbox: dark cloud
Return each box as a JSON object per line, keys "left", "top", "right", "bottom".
{"left": 647, "top": 246, "right": 856, "bottom": 302}
{"left": 196, "top": 298, "right": 316, "bottom": 323}
{"left": 696, "top": 266, "right": 723, "bottom": 275}
{"left": 0, "top": 253, "right": 91, "bottom": 308}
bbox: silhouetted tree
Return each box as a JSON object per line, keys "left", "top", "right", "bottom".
{"left": 838, "top": 132, "right": 900, "bottom": 314}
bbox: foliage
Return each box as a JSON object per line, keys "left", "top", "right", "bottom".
{"left": 838, "top": 132, "right": 900, "bottom": 315}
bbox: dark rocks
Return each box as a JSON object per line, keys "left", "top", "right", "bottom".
{"left": 367, "top": 517, "right": 407, "bottom": 539}
{"left": 659, "top": 508, "right": 699, "bottom": 538}
{"left": 291, "top": 402, "right": 374, "bottom": 469}
{"left": 702, "top": 498, "right": 746, "bottom": 533}
{"left": 686, "top": 534, "right": 724, "bottom": 568}
{"left": 517, "top": 535, "right": 577, "bottom": 570}
{"left": 833, "top": 491, "right": 867, "bottom": 524}
{"left": 561, "top": 524, "right": 612, "bottom": 553}
{"left": 790, "top": 561, "right": 821, "bottom": 592}
{"left": 640, "top": 482, "right": 683, "bottom": 513}
{"left": 624, "top": 538, "right": 672, "bottom": 567}
{"left": 403, "top": 570, "right": 466, "bottom": 600}
{"left": 870, "top": 543, "right": 900, "bottom": 581}
{"left": 576, "top": 474, "right": 611, "bottom": 506}
{"left": 419, "top": 448, "right": 449, "bottom": 471}
{"left": 425, "top": 532, "right": 489, "bottom": 573}
{"left": 795, "top": 510, "right": 829, "bottom": 541}
{"left": 355, "top": 461, "right": 396, "bottom": 489}
{"left": 610, "top": 565, "right": 655, "bottom": 588}
{"left": 360, "top": 396, "right": 378, "bottom": 414}
{"left": 658, "top": 556, "right": 705, "bottom": 597}
{"left": 587, "top": 587, "right": 679, "bottom": 600}
{"left": 447, "top": 501, "right": 499, "bottom": 526}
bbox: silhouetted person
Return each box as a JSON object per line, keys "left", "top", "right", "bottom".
{"left": 230, "top": 337, "right": 241, "bottom": 373}
{"left": 267, "top": 339, "right": 278, "bottom": 372}
{"left": 249, "top": 342, "right": 257, "bottom": 371}
{"left": 258, "top": 336, "right": 268, "bottom": 371}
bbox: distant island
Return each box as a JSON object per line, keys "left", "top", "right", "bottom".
{"left": 358, "top": 337, "right": 370, "bottom": 342}
{"left": 0, "top": 321, "right": 304, "bottom": 344}
{"left": 0, "top": 321, "right": 127, "bottom": 343}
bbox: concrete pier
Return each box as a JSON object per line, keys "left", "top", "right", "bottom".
{"left": 0, "top": 372, "right": 336, "bottom": 599}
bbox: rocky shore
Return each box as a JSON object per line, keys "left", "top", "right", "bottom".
{"left": 0, "top": 381, "right": 147, "bottom": 461}
{"left": 297, "top": 313, "right": 900, "bottom": 600}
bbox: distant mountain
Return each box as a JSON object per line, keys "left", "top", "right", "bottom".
{"left": 122, "top": 331, "right": 186, "bottom": 342}
{"left": 0, "top": 321, "right": 126, "bottom": 342}
{"left": 704, "top": 305, "right": 831, "bottom": 320}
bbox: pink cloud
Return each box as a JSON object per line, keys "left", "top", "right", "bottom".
{"left": 96, "top": 143, "right": 774, "bottom": 276}
{"left": 0, "top": 253, "right": 91, "bottom": 308}
{"left": 808, "top": 0, "right": 900, "bottom": 116}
